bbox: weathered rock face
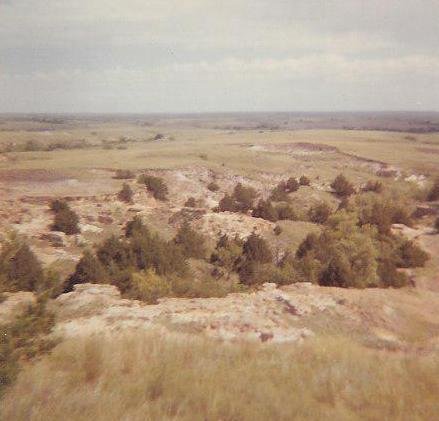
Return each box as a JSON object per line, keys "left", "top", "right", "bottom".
{"left": 48, "top": 278, "right": 439, "bottom": 351}
{"left": 51, "top": 282, "right": 339, "bottom": 343}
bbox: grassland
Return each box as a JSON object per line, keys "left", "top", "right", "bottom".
{"left": 2, "top": 331, "right": 439, "bottom": 421}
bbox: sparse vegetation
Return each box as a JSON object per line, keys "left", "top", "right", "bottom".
{"left": 299, "top": 175, "right": 311, "bottom": 186}
{"left": 207, "top": 181, "right": 220, "bottom": 192}
{"left": 331, "top": 174, "right": 355, "bottom": 197}
{"left": 50, "top": 200, "right": 80, "bottom": 235}
{"left": 218, "top": 183, "right": 257, "bottom": 213}
{"left": 117, "top": 182, "right": 133, "bottom": 203}
{"left": 0, "top": 234, "right": 44, "bottom": 292}
{"left": 0, "top": 298, "right": 55, "bottom": 396}
{"left": 138, "top": 174, "right": 169, "bottom": 201}
{"left": 174, "top": 221, "right": 206, "bottom": 259}
{"left": 308, "top": 202, "right": 332, "bottom": 224}
{"left": 113, "top": 169, "right": 135, "bottom": 180}
{"left": 427, "top": 177, "right": 439, "bottom": 201}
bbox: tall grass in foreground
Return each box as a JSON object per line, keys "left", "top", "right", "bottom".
{"left": 2, "top": 332, "right": 439, "bottom": 421}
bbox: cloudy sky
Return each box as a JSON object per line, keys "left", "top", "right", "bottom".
{"left": 1, "top": 0, "right": 438, "bottom": 113}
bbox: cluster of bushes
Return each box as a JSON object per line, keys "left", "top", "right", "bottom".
{"left": 117, "top": 183, "right": 134, "bottom": 203}
{"left": 288, "top": 210, "right": 428, "bottom": 288}
{"left": 216, "top": 177, "right": 311, "bottom": 220}
{"left": 331, "top": 174, "right": 356, "bottom": 197}
{"left": 207, "top": 181, "right": 220, "bottom": 192}
{"left": 49, "top": 200, "right": 80, "bottom": 235}
{"left": 210, "top": 232, "right": 298, "bottom": 286}
{"left": 137, "top": 174, "right": 168, "bottom": 201}
{"left": 65, "top": 217, "right": 212, "bottom": 303}
{"left": 217, "top": 183, "right": 257, "bottom": 213}
{"left": 0, "top": 233, "right": 63, "bottom": 297}
{"left": 427, "top": 178, "right": 439, "bottom": 201}
{"left": 0, "top": 139, "right": 91, "bottom": 154}
{"left": 252, "top": 200, "right": 297, "bottom": 222}
{"left": 184, "top": 197, "right": 203, "bottom": 208}
{"left": 269, "top": 177, "right": 300, "bottom": 202}
{"left": 113, "top": 169, "right": 135, "bottom": 180}
{"left": 0, "top": 297, "right": 56, "bottom": 396}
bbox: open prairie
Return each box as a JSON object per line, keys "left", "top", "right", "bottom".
{"left": 1, "top": 113, "right": 439, "bottom": 419}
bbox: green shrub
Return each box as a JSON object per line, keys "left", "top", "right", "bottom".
{"left": 273, "top": 225, "right": 282, "bottom": 236}
{"left": 299, "top": 175, "right": 311, "bottom": 186}
{"left": 49, "top": 199, "right": 69, "bottom": 213}
{"left": 207, "top": 181, "right": 220, "bottom": 192}
{"left": 252, "top": 199, "right": 278, "bottom": 222}
{"left": 427, "top": 178, "right": 439, "bottom": 201}
{"left": 276, "top": 204, "right": 297, "bottom": 221}
{"left": 174, "top": 221, "right": 206, "bottom": 259}
{"left": 96, "top": 236, "right": 132, "bottom": 271}
{"left": 398, "top": 240, "right": 429, "bottom": 268}
{"left": 269, "top": 182, "right": 289, "bottom": 202}
{"left": 184, "top": 197, "right": 197, "bottom": 207}
{"left": 362, "top": 180, "right": 384, "bottom": 193}
{"left": 138, "top": 174, "right": 168, "bottom": 201}
{"left": 113, "top": 169, "right": 135, "bottom": 180}
{"left": 210, "top": 234, "right": 243, "bottom": 279}
{"left": 0, "top": 298, "right": 55, "bottom": 396}
{"left": 242, "top": 233, "right": 272, "bottom": 264}
{"left": 286, "top": 177, "right": 299, "bottom": 192}
{"left": 64, "top": 250, "right": 107, "bottom": 292}
{"left": 232, "top": 183, "right": 258, "bottom": 212}
{"left": 217, "top": 193, "right": 237, "bottom": 212}
{"left": 0, "top": 237, "right": 44, "bottom": 292}
{"left": 331, "top": 174, "right": 355, "bottom": 197}
{"left": 296, "top": 233, "right": 320, "bottom": 258}
{"left": 308, "top": 202, "right": 332, "bottom": 224}
{"left": 128, "top": 270, "right": 172, "bottom": 304}
{"left": 218, "top": 183, "right": 257, "bottom": 213}
{"left": 118, "top": 183, "right": 133, "bottom": 203}
{"left": 50, "top": 201, "right": 80, "bottom": 235}
{"left": 295, "top": 211, "right": 379, "bottom": 288}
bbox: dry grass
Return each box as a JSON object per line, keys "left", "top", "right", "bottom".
{"left": 2, "top": 331, "right": 439, "bottom": 421}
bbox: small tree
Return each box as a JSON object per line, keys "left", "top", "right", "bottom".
{"left": 49, "top": 199, "right": 69, "bottom": 213}
{"left": 0, "top": 239, "right": 44, "bottom": 292}
{"left": 113, "top": 169, "right": 135, "bottom": 180}
{"left": 276, "top": 204, "right": 297, "bottom": 221}
{"left": 331, "top": 174, "right": 355, "bottom": 197}
{"left": 269, "top": 182, "right": 289, "bottom": 202}
{"left": 427, "top": 178, "right": 439, "bottom": 201}
{"left": 184, "top": 197, "right": 197, "bottom": 208}
{"left": 286, "top": 177, "right": 299, "bottom": 192}
{"left": 242, "top": 233, "right": 272, "bottom": 263}
{"left": 128, "top": 270, "right": 171, "bottom": 304}
{"left": 299, "top": 175, "right": 311, "bottom": 186}
{"left": 217, "top": 193, "right": 236, "bottom": 212}
{"left": 174, "top": 221, "right": 206, "bottom": 259}
{"left": 233, "top": 183, "right": 257, "bottom": 212}
{"left": 118, "top": 183, "right": 133, "bottom": 203}
{"left": 308, "top": 202, "right": 332, "bottom": 224}
{"left": 138, "top": 174, "right": 168, "bottom": 201}
{"left": 252, "top": 199, "right": 278, "bottom": 222}
{"left": 64, "top": 250, "right": 107, "bottom": 292}
{"left": 207, "top": 181, "right": 220, "bottom": 192}
{"left": 362, "top": 180, "right": 384, "bottom": 193}
{"left": 50, "top": 201, "right": 80, "bottom": 235}
{"left": 398, "top": 240, "right": 429, "bottom": 268}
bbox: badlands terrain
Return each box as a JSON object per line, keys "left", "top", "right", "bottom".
{"left": 1, "top": 112, "right": 439, "bottom": 420}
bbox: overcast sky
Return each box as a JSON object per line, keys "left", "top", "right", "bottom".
{"left": 1, "top": 0, "right": 438, "bottom": 113}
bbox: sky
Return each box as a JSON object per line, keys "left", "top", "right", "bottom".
{"left": 0, "top": 0, "right": 438, "bottom": 113}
